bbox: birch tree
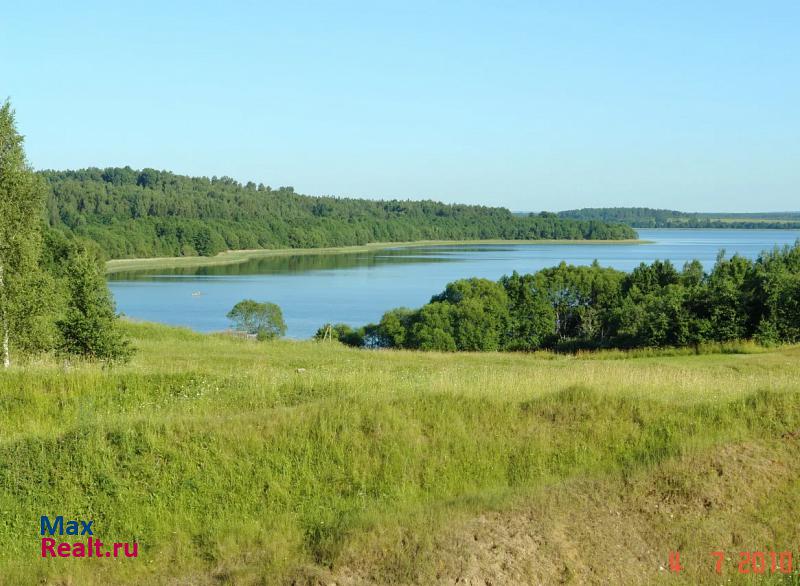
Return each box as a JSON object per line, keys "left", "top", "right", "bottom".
{"left": 0, "top": 101, "right": 49, "bottom": 367}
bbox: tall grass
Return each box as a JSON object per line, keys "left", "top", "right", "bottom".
{"left": 0, "top": 322, "right": 798, "bottom": 584}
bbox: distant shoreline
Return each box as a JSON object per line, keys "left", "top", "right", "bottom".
{"left": 105, "top": 238, "right": 649, "bottom": 274}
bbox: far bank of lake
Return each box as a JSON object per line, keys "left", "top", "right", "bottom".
{"left": 108, "top": 229, "right": 800, "bottom": 338}
{"left": 105, "top": 238, "right": 645, "bottom": 274}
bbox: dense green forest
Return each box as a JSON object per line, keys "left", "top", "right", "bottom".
{"left": 555, "top": 207, "right": 800, "bottom": 229}
{"left": 320, "top": 242, "right": 800, "bottom": 352}
{"left": 42, "top": 168, "right": 637, "bottom": 259}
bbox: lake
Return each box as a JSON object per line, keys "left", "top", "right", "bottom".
{"left": 108, "top": 229, "right": 800, "bottom": 338}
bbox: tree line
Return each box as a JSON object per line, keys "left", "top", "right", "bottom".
{"left": 316, "top": 243, "right": 800, "bottom": 352}
{"left": 0, "top": 102, "right": 130, "bottom": 366}
{"left": 556, "top": 207, "right": 800, "bottom": 229}
{"left": 42, "top": 168, "right": 637, "bottom": 259}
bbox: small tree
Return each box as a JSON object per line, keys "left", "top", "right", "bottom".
{"left": 227, "top": 300, "right": 286, "bottom": 341}
{"left": 313, "top": 322, "right": 363, "bottom": 346}
{"left": 57, "top": 248, "right": 133, "bottom": 362}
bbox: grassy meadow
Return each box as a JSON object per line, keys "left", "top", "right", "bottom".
{"left": 1, "top": 322, "right": 799, "bottom": 584}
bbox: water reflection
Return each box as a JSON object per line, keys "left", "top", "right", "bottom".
{"left": 108, "top": 247, "right": 459, "bottom": 281}
{"left": 108, "top": 229, "right": 800, "bottom": 337}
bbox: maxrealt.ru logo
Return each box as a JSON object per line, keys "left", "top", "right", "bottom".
{"left": 40, "top": 516, "right": 138, "bottom": 559}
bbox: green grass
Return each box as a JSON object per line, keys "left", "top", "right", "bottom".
{"left": 1, "top": 322, "right": 799, "bottom": 584}
{"left": 105, "top": 238, "right": 648, "bottom": 274}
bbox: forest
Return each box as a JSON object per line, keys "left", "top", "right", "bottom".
{"left": 319, "top": 242, "right": 800, "bottom": 352}
{"left": 42, "top": 168, "right": 637, "bottom": 259}
{"left": 556, "top": 207, "right": 800, "bottom": 229}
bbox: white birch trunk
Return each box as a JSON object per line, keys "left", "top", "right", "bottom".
{"left": 0, "top": 260, "right": 9, "bottom": 368}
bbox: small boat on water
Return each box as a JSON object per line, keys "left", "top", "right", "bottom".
{"left": 191, "top": 291, "right": 203, "bottom": 297}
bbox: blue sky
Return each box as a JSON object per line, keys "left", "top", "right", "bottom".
{"left": 2, "top": 1, "right": 798, "bottom": 211}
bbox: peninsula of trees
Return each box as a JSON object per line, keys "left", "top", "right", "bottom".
{"left": 555, "top": 207, "right": 800, "bottom": 229}
{"left": 42, "top": 168, "right": 637, "bottom": 259}
{"left": 319, "top": 243, "right": 800, "bottom": 352}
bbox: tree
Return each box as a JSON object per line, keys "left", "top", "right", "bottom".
{"left": 501, "top": 271, "right": 556, "bottom": 351}
{"left": 0, "top": 259, "right": 6, "bottom": 368}
{"left": 702, "top": 252, "right": 752, "bottom": 342}
{"left": 532, "top": 263, "right": 624, "bottom": 346}
{"left": 374, "top": 307, "right": 415, "bottom": 348}
{"left": 0, "top": 101, "right": 55, "bottom": 367}
{"left": 751, "top": 243, "right": 800, "bottom": 344}
{"left": 227, "top": 300, "right": 287, "bottom": 340}
{"left": 0, "top": 101, "right": 130, "bottom": 366}
{"left": 407, "top": 303, "right": 457, "bottom": 351}
{"left": 431, "top": 278, "right": 510, "bottom": 351}
{"left": 313, "top": 322, "right": 363, "bottom": 346}
{"left": 57, "top": 248, "right": 133, "bottom": 362}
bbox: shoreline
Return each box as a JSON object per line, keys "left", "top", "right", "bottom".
{"left": 105, "top": 238, "right": 649, "bottom": 274}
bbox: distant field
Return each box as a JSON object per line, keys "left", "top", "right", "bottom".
{"left": 1, "top": 323, "right": 799, "bottom": 584}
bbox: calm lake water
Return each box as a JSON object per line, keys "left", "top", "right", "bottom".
{"left": 109, "top": 229, "right": 800, "bottom": 338}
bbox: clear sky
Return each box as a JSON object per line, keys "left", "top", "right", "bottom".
{"left": 2, "top": 1, "right": 798, "bottom": 212}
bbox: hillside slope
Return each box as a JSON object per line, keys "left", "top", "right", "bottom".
{"left": 41, "top": 167, "right": 636, "bottom": 259}
{"left": 1, "top": 322, "right": 798, "bottom": 584}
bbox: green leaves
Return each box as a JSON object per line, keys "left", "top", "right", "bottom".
{"left": 0, "top": 101, "right": 56, "bottom": 362}
{"left": 56, "top": 248, "right": 134, "bottom": 362}
{"left": 227, "top": 300, "right": 287, "bottom": 341}
{"left": 1, "top": 100, "right": 132, "bottom": 365}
